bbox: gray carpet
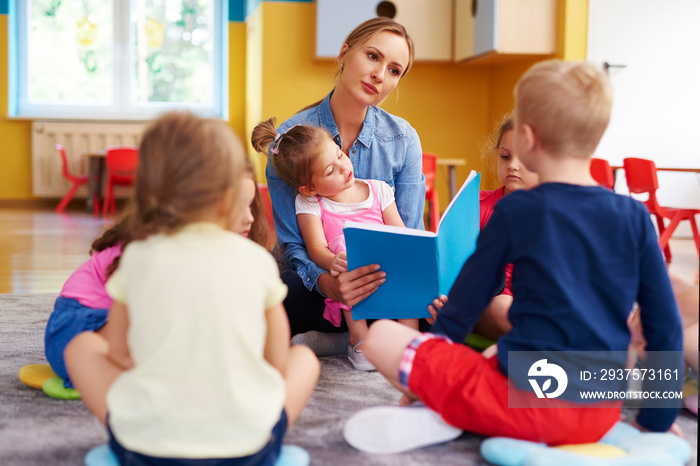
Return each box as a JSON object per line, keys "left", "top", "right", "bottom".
{"left": 1, "top": 294, "right": 697, "bottom": 466}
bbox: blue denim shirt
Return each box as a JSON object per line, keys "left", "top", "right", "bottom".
{"left": 265, "top": 91, "right": 426, "bottom": 293}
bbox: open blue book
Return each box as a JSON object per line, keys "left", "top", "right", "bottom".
{"left": 344, "top": 171, "right": 480, "bottom": 320}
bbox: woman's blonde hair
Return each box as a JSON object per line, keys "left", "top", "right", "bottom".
{"left": 130, "top": 111, "right": 246, "bottom": 238}
{"left": 251, "top": 117, "right": 332, "bottom": 193}
{"left": 340, "top": 17, "right": 415, "bottom": 78}
{"left": 514, "top": 60, "right": 613, "bottom": 157}
{"left": 300, "top": 17, "right": 415, "bottom": 113}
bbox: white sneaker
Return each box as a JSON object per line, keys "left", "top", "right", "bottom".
{"left": 343, "top": 405, "right": 462, "bottom": 454}
{"left": 347, "top": 340, "right": 375, "bottom": 371}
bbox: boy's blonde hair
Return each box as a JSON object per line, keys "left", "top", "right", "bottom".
{"left": 514, "top": 60, "right": 613, "bottom": 158}
{"left": 131, "top": 111, "right": 246, "bottom": 238}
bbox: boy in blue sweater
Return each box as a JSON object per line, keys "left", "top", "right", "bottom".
{"left": 350, "top": 60, "right": 684, "bottom": 451}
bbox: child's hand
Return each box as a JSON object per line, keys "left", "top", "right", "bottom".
{"left": 330, "top": 252, "right": 348, "bottom": 277}
{"left": 426, "top": 295, "right": 448, "bottom": 325}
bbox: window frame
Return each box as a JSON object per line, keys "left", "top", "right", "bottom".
{"left": 10, "top": 0, "right": 227, "bottom": 121}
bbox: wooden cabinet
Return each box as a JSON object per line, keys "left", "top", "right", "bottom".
{"left": 316, "top": 0, "right": 453, "bottom": 62}
{"left": 454, "top": 0, "right": 557, "bottom": 63}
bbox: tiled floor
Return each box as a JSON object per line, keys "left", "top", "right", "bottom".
{"left": 667, "top": 237, "right": 700, "bottom": 282}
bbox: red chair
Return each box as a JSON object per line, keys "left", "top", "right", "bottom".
{"left": 257, "top": 183, "right": 274, "bottom": 230}
{"left": 55, "top": 144, "right": 99, "bottom": 214}
{"left": 103, "top": 146, "right": 139, "bottom": 217}
{"left": 623, "top": 157, "right": 700, "bottom": 264}
{"left": 590, "top": 157, "right": 615, "bottom": 190}
{"left": 422, "top": 153, "right": 439, "bottom": 233}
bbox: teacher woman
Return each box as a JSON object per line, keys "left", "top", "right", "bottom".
{"left": 265, "top": 18, "right": 426, "bottom": 357}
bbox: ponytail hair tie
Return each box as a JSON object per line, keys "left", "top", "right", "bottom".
{"left": 271, "top": 133, "right": 282, "bottom": 155}
{"left": 271, "top": 124, "right": 300, "bottom": 155}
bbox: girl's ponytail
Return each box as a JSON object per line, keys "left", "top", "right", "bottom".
{"left": 251, "top": 118, "right": 331, "bottom": 194}
{"left": 251, "top": 117, "right": 278, "bottom": 155}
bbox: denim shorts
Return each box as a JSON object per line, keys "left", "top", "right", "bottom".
{"left": 107, "top": 410, "right": 288, "bottom": 466}
{"left": 44, "top": 296, "right": 108, "bottom": 388}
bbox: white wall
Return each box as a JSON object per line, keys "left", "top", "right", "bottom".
{"left": 587, "top": 0, "right": 700, "bottom": 236}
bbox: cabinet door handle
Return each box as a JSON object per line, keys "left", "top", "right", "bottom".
{"left": 472, "top": 0, "right": 478, "bottom": 17}
{"left": 603, "top": 62, "right": 627, "bottom": 74}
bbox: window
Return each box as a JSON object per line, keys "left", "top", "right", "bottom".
{"left": 12, "top": 0, "right": 226, "bottom": 120}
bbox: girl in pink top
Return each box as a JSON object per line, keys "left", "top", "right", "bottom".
{"left": 252, "top": 118, "right": 416, "bottom": 371}
{"left": 44, "top": 212, "right": 134, "bottom": 389}
{"left": 475, "top": 114, "right": 538, "bottom": 340}
{"left": 45, "top": 170, "right": 272, "bottom": 390}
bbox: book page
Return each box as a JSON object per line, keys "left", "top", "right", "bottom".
{"left": 437, "top": 170, "right": 478, "bottom": 232}
{"left": 344, "top": 223, "right": 438, "bottom": 320}
{"left": 436, "top": 171, "right": 480, "bottom": 296}
{"left": 343, "top": 221, "right": 436, "bottom": 238}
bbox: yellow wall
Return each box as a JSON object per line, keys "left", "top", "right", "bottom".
{"left": 245, "top": 7, "right": 265, "bottom": 181}
{"left": 251, "top": 1, "right": 588, "bottom": 196}
{"left": 253, "top": 2, "right": 492, "bottom": 199}
{"left": 558, "top": 0, "right": 588, "bottom": 61}
{"left": 228, "top": 21, "right": 248, "bottom": 143}
{"left": 0, "top": 15, "right": 33, "bottom": 199}
{"left": 482, "top": 0, "right": 588, "bottom": 188}
{"left": 0, "top": 0, "right": 588, "bottom": 202}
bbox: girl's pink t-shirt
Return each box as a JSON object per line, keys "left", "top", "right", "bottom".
{"left": 60, "top": 244, "right": 122, "bottom": 309}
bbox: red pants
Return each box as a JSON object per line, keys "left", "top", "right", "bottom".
{"left": 408, "top": 338, "right": 621, "bottom": 445}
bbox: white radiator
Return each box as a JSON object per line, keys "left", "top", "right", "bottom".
{"left": 32, "top": 121, "right": 146, "bottom": 198}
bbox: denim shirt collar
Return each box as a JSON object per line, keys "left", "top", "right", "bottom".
{"left": 317, "top": 90, "right": 374, "bottom": 149}
{"left": 267, "top": 89, "right": 425, "bottom": 293}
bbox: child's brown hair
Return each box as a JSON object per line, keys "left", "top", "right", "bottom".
{"left": 514, "top": 60, "right": 613, "bottom": 158}
{"left": 242, "top": 158, "right": 273, "bottom": 250}
{"left": 481, "top": 112, "right": 514, "bottom": 188}
{"left": 251, "top": 117, "right": 332, "bottom": 193}
{"left": 90, "top": 204, "right": 136, "bottom": 277}
{"left": 249, "top": 184, "right": 274, "bottom": 250}
{"left": 131, "top": 111, "right": 246, "bottom": 238}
